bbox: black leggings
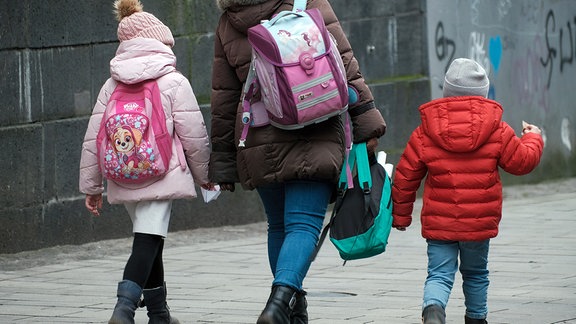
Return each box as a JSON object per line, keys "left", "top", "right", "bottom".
{"left": 123, "top": 233, "right": 165, "bottom": 289}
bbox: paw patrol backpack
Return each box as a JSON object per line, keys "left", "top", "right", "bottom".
{"left": 96, "top": 80, "right": 184, "bottom": 184}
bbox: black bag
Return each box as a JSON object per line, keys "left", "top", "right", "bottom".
{"left": 312, "top": 142, "right": 393, "bottom": 264}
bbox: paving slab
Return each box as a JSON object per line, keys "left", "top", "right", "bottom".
{"left": 1, "top": 179, "right": 575, "bottom": 323}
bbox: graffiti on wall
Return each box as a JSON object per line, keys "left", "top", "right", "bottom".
{"left": 434, "top": 22, "right": 455, "bottom": 77}
{"left": 427, "top": 0, "right": 575, "bottom": 154}
{"left": 541, "top": 9, "right": 576, "bottom": 88}
{"left": 434, "top": 23, "right": 498, "bottom": 98}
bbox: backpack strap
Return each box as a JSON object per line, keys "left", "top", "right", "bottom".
{"left": 145, "top": 80, "right": 187, "bottom": 170}
{"left": 239, "top": 60, "right": 258, "bottom": 147}
{"left": 147, "top": 81, "right": 171, "bottom": 166}
{"left": 96, "top": 81, "right": 127, "bottom": 168}
{"left": 343, "top": 112, "right": 353, "bottom": 189}
{"left": 338, "top": 141, "right": 355, "bottom": 188}
{"left": 353, "top": 143, "right": 373, "bottom": 238}
{"left": 293, "top": 0, "right": 307, "bottom": 12}
{"left": 354, "top": 142, "right": 372, "bottom": 192}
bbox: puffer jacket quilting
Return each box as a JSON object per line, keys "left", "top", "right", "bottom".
{"left": 79, "top": 38, "right": 211, "bottom": 204}
{"left": 391, "top": 96, "right": 544, "bottom": 241}
{"left": 210, "top": 0, "right": 386, "bottom": 190}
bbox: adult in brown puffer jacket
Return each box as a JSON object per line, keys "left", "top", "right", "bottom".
{"left": 210, "top": 1, "right": 387, "bottom": 323}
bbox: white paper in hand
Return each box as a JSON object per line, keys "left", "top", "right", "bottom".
{"left": 201, "top": 185, "right": 221, "bottom": 203}
{"left": 377, "top": 151, "right": 394, "bottom": 178}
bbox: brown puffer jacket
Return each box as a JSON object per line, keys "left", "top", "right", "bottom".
{"left": 210, "top": 0, "right": 387, "bottom": 190}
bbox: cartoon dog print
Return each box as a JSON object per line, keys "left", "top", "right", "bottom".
{"left": 110, "top": 125, "right": 150, "bottom": 173}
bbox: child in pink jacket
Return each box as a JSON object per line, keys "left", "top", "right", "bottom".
{"left": 78, "top": 1, "right": 212, "bottom": 323}
{"left": 392, "top": 58, "right": 543, "bottom": 324}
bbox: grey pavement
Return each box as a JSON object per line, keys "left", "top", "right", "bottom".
{"left": 1, "top": 178, "right": 576, "bottom": 324}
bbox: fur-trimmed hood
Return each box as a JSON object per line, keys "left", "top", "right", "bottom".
{"left": 216, "top": 0, "right": 282, "bottom": 33}
{"left": 216, "top": 0, "right": 269, "bottom": 11}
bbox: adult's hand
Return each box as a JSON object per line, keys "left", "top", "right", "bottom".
{"left": 366, "top": 137, "right": 379, "bottom": 154}
{"left": 219, "top": 183, "right": 236, "bottom": 192}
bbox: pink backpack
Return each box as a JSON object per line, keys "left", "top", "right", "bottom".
{"left": 96, "top": 80, "right": 184, "bottom": 183}
{"left": 238, "top": 0, "right": 349, "bottom": 147}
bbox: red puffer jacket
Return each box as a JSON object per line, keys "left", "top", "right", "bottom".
{"left": 392, "top": 96, "right": 544, "bottom": 241}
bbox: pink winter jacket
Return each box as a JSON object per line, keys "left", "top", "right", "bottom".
{"left": 79, "top": 38, "right": 211, "bottom": 204}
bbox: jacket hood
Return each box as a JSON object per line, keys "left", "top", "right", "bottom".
{"left": 110, "top": 38, "right": 176, "bottom": 84}
{"left": 419, "top": 96, "right": 503, "bottom": 153}
{"left": 216, "top": 0, "right": 282, "bottom": 33}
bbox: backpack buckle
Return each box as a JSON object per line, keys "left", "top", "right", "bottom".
{"left": 362, "top": 182, "right": 371, "bottom": 194}
{"left": 241, "top": 112, "right": 251, "bottom": 125}
{"left": 299, "top": 52, "right": 314, "bottom": 75}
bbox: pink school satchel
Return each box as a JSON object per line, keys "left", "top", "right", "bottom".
{"left": 238, "top": 0, "right": 349, "bottom": 147}
{"left": 96, "top": 80, "right": 185, "bottom": 183}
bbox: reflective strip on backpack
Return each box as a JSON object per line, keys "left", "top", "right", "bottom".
{"left": 296, "top": 89, "right": 340, "bottom": 111}
{"left": 291, "top": 72, "right": 333, "bottom": 93}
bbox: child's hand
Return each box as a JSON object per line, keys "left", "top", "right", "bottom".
{"left": 85, "top": 194, "right": 102, "bottom": 217}
{"left": 522, "top": 121, "right": 542, "bottom": 135}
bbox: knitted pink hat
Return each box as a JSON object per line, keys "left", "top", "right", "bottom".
{"left": 114, "top": 0, "right": 174, "bottom": 47}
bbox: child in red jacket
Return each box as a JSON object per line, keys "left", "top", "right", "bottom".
{"left": 391, "top": 58, "right": 543, "bottom": 324}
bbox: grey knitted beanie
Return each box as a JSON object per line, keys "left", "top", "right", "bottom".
{"left": 443, "top": 58, "right": 489, "bottom": 98}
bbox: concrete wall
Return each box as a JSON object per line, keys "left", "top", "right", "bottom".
{"left": 426, "top": 0, "right": 576, "bottom": 184}
{"left": 0, "top": 1, "right": 428, "bottom": 253}
{"left": 3, "top": 0, "right": 573, "bottom": 254}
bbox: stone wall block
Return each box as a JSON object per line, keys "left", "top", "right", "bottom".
{"left": 0, "top": 125, "right": 44, "bottom": 209}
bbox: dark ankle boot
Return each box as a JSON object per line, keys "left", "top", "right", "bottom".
{"left": 142, "top": 282, "right": 180, "bottom": 324}
{"left": 465, "top": 316, "right": 488, "bottom": 324}
{"left": 108, "top": 280, "right": 142, "bottom": 324}
{"left": 422, "top": 304, "right": 446, "bottom": 324}
{"left": 290, "top": 290, "right": 308, "bottom": 324}
{"left": 257, "top": 285, "right": 297, "bottom": 324}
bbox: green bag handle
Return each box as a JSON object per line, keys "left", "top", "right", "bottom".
{"left": 338, "top": 145, "right": 354, "bottom": 189}
{"left": 354, "top": 142, "right": 372, "bottom": 192}
{"left": 338, "top": 142, "right": 371, "bottom": 192}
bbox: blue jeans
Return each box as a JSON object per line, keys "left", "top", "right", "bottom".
{"left": 423, "top": 239, "right": 490, "bottom": 319}
{"left": 257, "top": 180, "right": 332, "bottom": 291}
